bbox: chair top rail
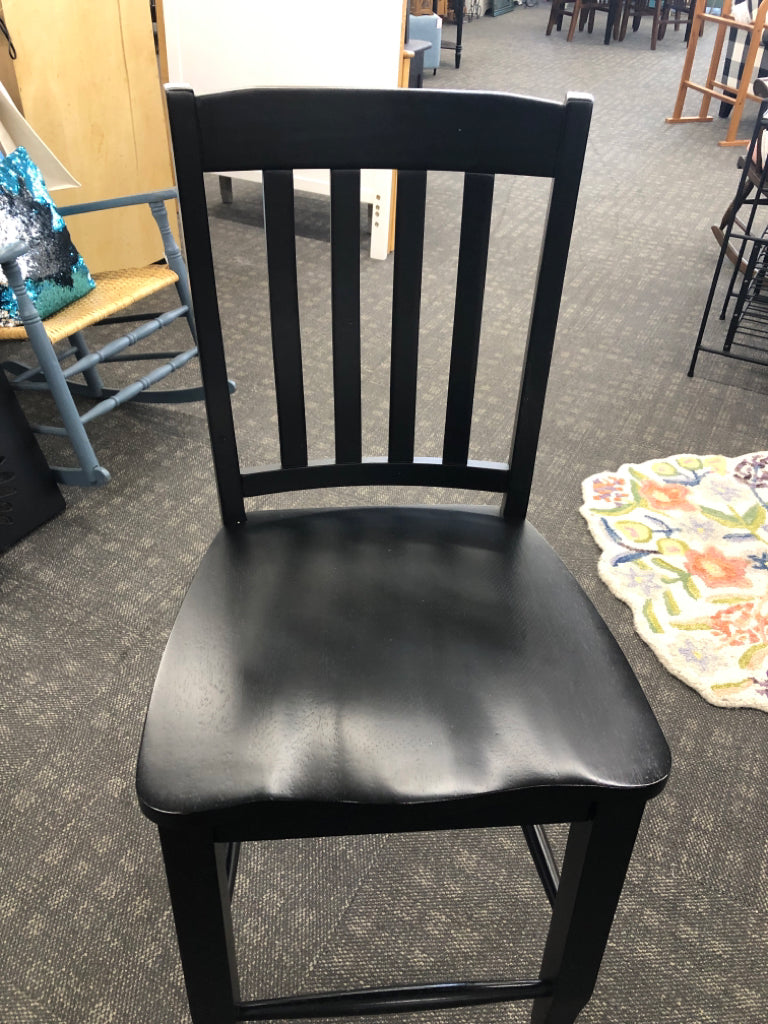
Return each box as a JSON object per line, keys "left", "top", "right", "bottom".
{"left": 57, "top": 188, "right": 179, "bottom": 218}
{"left": 175, "top": 86, "right": 588, "bottom": 179}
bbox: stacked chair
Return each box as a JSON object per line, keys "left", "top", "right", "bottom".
{"left": 618, "top": 0, "right": 694, "bottom": 49}
{"left": 547, "top": 0, "right": 693, "bottom": 46}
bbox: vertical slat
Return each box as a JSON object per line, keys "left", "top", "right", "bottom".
{"left": 262, "top": 169, "right": 308, "bottom": 469}
{"left": 442, "top": 172, "right": 494, "bottom": 466}
{"left": 504, "top": 95, "right": 592, "bottom": 521}
{"left": 388, "top": 169, "right": 428, "bottom": 463}
{"left": 330, "top": 169, "right": 362, "bottom": 464}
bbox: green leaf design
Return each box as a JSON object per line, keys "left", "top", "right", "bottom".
{"left": 643, "top": 599, "right": 663, "bottom": 634}
{"left": 737, "top": 643, "right": 768, "bottom": 671}
{"left": 649, "top": 557, "right": 699, "bottom": 596}
{"left": 616, "top": 520, "right": 653, "bottom": 543}
{"left": 657, "top": 537, "right": 689, "bottom": 556}
{"left": 742, "top": 503, "right": 766, "bottom": 530}
{"left": 589, "top": 503, "right": 638, "bottom": 517}
{"left": 651, "top": 557, "right": 681, "bottom": 574}
{"left": 663, "top": 590, "right": 680, "bottom": 616}
{"left": 681, "top": 575, "right": 701, "bottom": 600}
{"left": 698, "top": 505, "right": 746, "bottom": 528}
{"left": 712, "top": 678, "right": 755, "bottom": 693}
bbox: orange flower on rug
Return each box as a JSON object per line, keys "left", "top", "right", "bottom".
{"left": 581, "top": 452, "right": 768, "bottom": 712}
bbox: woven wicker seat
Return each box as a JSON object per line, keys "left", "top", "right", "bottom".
{"left": 0, "top": 189, "right": 231, "bottom": 487}
{"left": 0, "top": 265, "right": 179, "bottom": 344}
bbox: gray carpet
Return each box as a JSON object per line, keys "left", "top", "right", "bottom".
{"left": 2, "top": 8, "right": 768, "bottom": 1023}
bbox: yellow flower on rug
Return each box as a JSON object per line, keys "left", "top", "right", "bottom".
{"left": 580, "top": 452, "right": 768, "bottom": 712}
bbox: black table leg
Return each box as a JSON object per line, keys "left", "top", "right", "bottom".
{"left": 436, "top": 0, "right": 465, "bottom": 68}
{"left": 455, "top": 0, "right": 464, "bottom": 67}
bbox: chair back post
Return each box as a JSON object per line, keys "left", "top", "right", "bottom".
{"left": 148, "top": 196, "right": 197, "bottom": 342}
{"left": 165, "top": 85, "right": 245, "bottom": 527}
{"left": 502, "top": 93, "right": 592, "bottom": 521}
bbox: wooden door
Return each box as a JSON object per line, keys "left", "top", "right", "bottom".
{"left": 0, "top": 0, "right": 176, "bottom": 272}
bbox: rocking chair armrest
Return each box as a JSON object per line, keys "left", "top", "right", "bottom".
{"left": 0, "top": 240, "right": 28, "bottom": 266}
{"left": 57, "top": 188, "right": 179, "bottom": 218}
{"left": 57, "top": 188, "right": 184, "bottom": 271}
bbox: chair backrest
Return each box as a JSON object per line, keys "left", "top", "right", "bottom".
{"left": 166, "top": 86, "right": 592, "bottom": 527}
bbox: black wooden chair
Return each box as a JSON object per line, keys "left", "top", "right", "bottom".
{"left": 136, "top": 85, "right": 671, "bottom": 1024}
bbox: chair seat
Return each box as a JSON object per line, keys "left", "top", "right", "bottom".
{"left": 0, "top": 264, "right": 179, "bottom": 343}
{"left": 137, "top": 506, "right": 669, "bottom": 834}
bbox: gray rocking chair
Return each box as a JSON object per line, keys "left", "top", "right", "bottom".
{"left": 0, "top": 188, "right": 228, "bottom": 487}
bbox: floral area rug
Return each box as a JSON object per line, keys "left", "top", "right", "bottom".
{"left": 581, "top": 452, "right": 768, "bottom": 712}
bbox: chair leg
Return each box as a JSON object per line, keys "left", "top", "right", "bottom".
{"left": 618, "top": 0, "right": 631, "bottom": 40}
{"left": 649, "top": 0, "right": 661, "bottom": 47}
{"left": 68, "top": 330, "right": 106, "bottom": 396}
{"left": 546, "top": 1, "right": 559, "bottom": 33}
{"left": 530, "top": 799, "right": 646, "bottom": 1024}
{"left": 159, "top": 828, "right": 240, "bottom": 1024}
{"left": 546, "top": 0, "right": 569, "bottom": 34}
{"left": 219, "top": 175, "right": 234, "bottom": 204}
{"left": 684, "top": 5, "right": 694, "bottom": 41}
{"left": 566, "top": 0, "right": 582, "bottom": 40}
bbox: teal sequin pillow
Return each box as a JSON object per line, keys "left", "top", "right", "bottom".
{"left": 0, "top": 147, "right": 95, "bottom": 327}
